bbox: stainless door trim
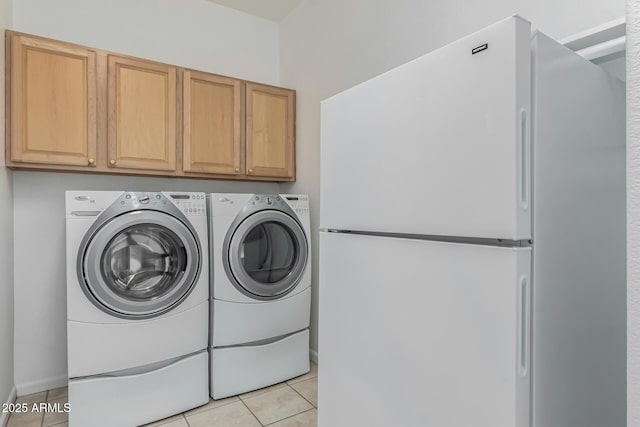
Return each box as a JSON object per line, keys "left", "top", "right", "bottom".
{"left": 77, "top": 192, "right": 202, "bottom": 320}
{"left": 224, "top": 209, "right": 308, "bottom": 300}
{"left": 79, "top": 192, "right": 200, "bottom": 259}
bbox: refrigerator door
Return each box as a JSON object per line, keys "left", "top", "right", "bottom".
{"left": 532, "top": 33, "right": 626, "bottom": 427}
{"left": 321, "top": 16, "right": 531, "bottom": 240}
{"left": 318, "top": 232, "right": 531, "bottom": 427}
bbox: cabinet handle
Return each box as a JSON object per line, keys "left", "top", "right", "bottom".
{"left": 88, "top": 158, "right": 95, "bottom": 165}
{"left": 109, "top": 159, "right": 116, "bottom": 166}
{"left": 235, "top": 167, "right": 240, "bottom": 173}
{"left": 248, "top": 168, "right": 254, "bottom": 173}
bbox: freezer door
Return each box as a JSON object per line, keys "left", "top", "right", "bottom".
{"left": 321, "top": 16, "right": 531, "bottom": 240}
{"left": 318, "top": 232, "right": 530, "bottom": 427}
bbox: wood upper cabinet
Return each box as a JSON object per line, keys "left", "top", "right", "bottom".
{"left": 245, "top": 83, "right": 295, "bottom": 179}
{"left": 9, "top": 35, "right": 97, "bottom": 167}
{"left": 183, "top": 70, "right": 242, "bottom": 175}
{"left": 107, "top": 55, "right": 177, "bottom": 171}
{"left": 6, "top": 31, "right": 296, "bottom": 181}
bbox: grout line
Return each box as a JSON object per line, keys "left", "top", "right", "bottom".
{"left": 289, "top": 381, "right": 316, "bottom": 409}
{"left": 216, "top": 397, "right": 242, "bottom": 409}
{"left": 287, "top": 372, "right": 318, "bottom": 386}
{"left": 247, "top": 384, "right": 316, "bottom": 426}
{"left": 263, "top": 408, "right": 316, "bottom": 426}
{"left": 238, "top": 382, "right": 288, "bottom": 402}
{"left": 40, "top": 390, "right": 49, "bottom": 427}
{"left": 238, "top": 398, "right": 264, "bottom": 426}
{"left": 182, "top": 413, "right": 191, "bottom": 427}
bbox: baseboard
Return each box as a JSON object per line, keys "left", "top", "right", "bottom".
{"left": 16, "top": 375, "right": 67, "bottom": 397}
{"left": 309, "top": 348, "right": 318, "bottom": 364}
{"left": 0, "top": 385, "right": 17, "bottom": 427}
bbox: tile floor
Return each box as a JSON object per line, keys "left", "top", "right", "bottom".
{"left": 6, "top": 362, "right": 317, "bottom": 427}
{"left": 6, "top": 386, "right": 69, "bottom": 427}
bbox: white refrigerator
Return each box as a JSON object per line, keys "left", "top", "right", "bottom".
{"left": 319, "top": 16, "right": 625, "bottom": 427}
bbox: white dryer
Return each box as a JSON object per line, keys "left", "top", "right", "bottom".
{"left": 208, "top": 193, "right": 311, "bottom": 399}
{"left": 65, "top": 191, "right": 209, "bottom": 427}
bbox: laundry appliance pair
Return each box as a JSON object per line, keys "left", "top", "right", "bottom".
{"left": 65, "top": 191, "right": 311, "bottom": 426}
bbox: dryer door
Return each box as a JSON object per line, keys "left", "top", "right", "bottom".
{"left": 226, "top": 210, "right": 308, "bottom": 300}
{"left": 80, "top": 210, "right": 201, "bottom": 319}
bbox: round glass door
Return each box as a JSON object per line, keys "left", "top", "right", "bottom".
{"left": 81, "top": 211, "right": 200, "bottom": 318}
{"left": 226, "top": 210, "right": 308, "bottom": 299}
{"left": 101, "top": 224, "right": 187, "bottom": 301}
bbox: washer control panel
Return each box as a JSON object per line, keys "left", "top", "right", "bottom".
{"left": 284, "top": 195, "right": 310, "bottom": 215}
{"left": 116, "top": 192, "right": 206, "bottom": 216}
{"left": 166, "top": 192, "right": 206, "bottom": 216}
{"left": 117, "top": 192, "right": 166, "bottom": 210}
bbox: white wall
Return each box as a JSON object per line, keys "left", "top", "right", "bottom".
{"left": 0, "top": 0, "right": 14, "bottom": 415}
{"left": 627, "top": 0, "right": 640, "bottom": 424}
{"left": 12, "top": 0, "right": 280, "bottom": 85}
{"left": 279, "top": 0, "right": 625, "bottom": 370}
{"left": 10, "top": 0, "right": 282, "bottom": 394}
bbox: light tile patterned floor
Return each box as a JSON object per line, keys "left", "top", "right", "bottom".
{"left": 6, "top": 363, "right": 317, "bottom": 427}
{"left": 6, "top": 386, "right": 68, "bottom": 427}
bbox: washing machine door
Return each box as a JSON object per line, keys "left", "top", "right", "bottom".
{"left": 226, "top": 210, "right": 308, "bottom": 300}
{"left": 80, "top": 210, "right": 201, "bottom": 319}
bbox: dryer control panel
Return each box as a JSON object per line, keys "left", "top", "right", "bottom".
{"left": 248, "top": 194, "right": 310, "bottom": 215}
{"left": 249, "top": 194, "right": 289, "bottom": 209}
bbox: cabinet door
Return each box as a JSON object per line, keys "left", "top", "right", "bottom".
{"left": 245, "top": 83, "right": 295, "bottom": 179}
{"left": 108, "top": 56, "right": 177, "bottom": 171}
{"left": 183, "top": 71, "right": 242, "bottom": 175}
{"left": 9, "top": 35, "right": 97, "bottom": 167}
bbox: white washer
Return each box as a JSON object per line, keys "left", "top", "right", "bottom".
{"left": 208, "top": 193, "right": 311, "bottom": 399}
{"left": 65, "top": 191, "right": 209, "bottom": 427}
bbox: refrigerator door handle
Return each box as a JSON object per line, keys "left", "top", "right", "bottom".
{"left": 519, "top": 108, "right": 529, "bottom": 210}
{"left": 518, "top": 274, "right": 529, "bottom": 377}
